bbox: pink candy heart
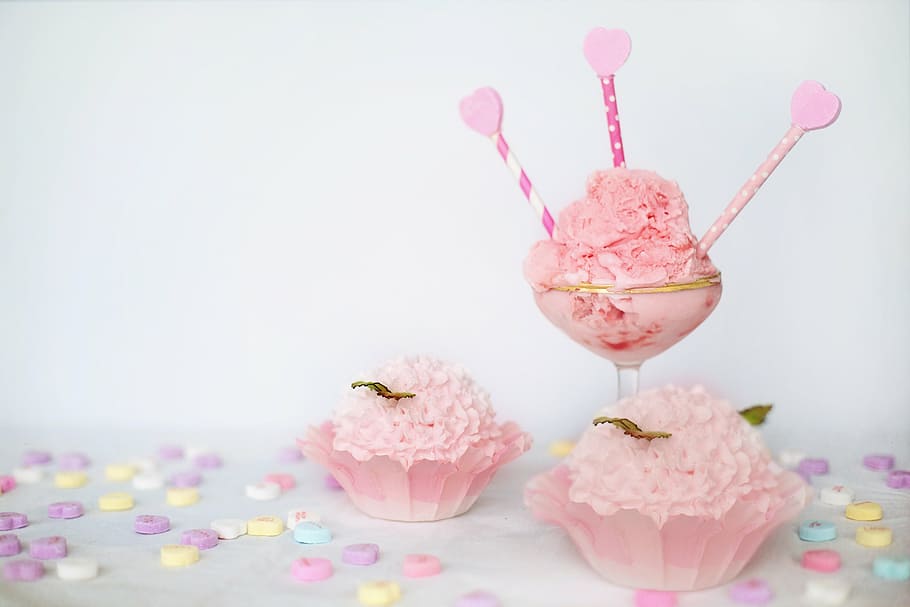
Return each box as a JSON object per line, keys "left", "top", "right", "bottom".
{"left": 790, "top": 80, "right": 841, "bottom": 131}
{"left": 459, "top": 87, "right": 503, "bottom": 136}
{"left": 583, "top": 27, "right": 631, "bottom": 77}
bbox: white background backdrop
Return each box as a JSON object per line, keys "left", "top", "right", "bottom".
{"left": 1, "top": 0, "right": 908, "bottom": 460}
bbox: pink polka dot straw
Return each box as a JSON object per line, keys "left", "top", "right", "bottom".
{"left": 698, "top": 80, "right": 841, "bottom": 255}
{"left": 583, "top": 27, "right": 632, "bottom": 169}
{"left": 459, "top": 87, "right": 558, "bottom": 239}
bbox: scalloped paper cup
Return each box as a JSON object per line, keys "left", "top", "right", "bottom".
{"left": 525, "top": 464, "right": 809, "bottom": 590}
{"left": 299, "top": 421, "right": 531, "bottom": 522}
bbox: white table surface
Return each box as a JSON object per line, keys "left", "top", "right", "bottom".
{"left": 0, "top": 428, "right": 908, "bottom": 607}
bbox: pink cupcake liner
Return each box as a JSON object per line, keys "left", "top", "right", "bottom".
{"left": 525, "top": 464, "right": 809, "bottom": 590}
{"left": 299, "top": 421, "right": 531, "bottom": 521}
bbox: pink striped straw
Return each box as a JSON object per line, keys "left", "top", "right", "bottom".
{"left": 698, "top": 80, "right": 841, "bottom": 256}
{"left": 459, "top": 87, "right": 557, "bottom": 238}
{"left": 583, "top": 28, "right": 632, "bottom": 168}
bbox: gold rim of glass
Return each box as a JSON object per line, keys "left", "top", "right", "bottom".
{"left": 547, "top": 272, "right": 721, "bottom": 294}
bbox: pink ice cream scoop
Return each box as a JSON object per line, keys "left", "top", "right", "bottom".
{"left": 525, "top": 385, "right": 810, "bottom": 591}
{"left": 525, "top": 168, "right": 721, "bottom": 366}
{"left": 526, "top": 168, "right": 716, "bottom": 290}
{"left": 299, "top": 356, "right": 531, "bottom": 521}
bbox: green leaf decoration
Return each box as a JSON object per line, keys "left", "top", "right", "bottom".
{"left": 351, "top": 381, "right": 415, "bottom": 401}
{"left": 591, "top": 416, "right": 672, "bottom": 441}
{"left": 739, "top": 403, "right": 773, "bottom": 426}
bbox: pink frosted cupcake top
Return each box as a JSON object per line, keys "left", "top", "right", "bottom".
{"left": 566, "top": 385, "right": 785, "bottom": 526}
{"left": 331, "top": 356, "right": 504, "bottom": 468}
{"left": 524, "top": 168, "right": 717, "bottom": 291}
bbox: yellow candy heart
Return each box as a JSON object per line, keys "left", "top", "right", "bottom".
{"left": 160, "top": 544, "right": 199, "bottom": 567}
{"left": 247, "top": 515, "right": 284, "bottom": 536}
{"left": 55, "top": 471, "right": 88, "bottom": 489}
{"left": 856, "top": 526, "right": 892, "bottom": 547}
{"left": 105, "top": 464, "right": 136, "bottom": 482}
{"left": 845, "top": 501, "right": 883, "bottom": 521}
{"left": 166, "top": 487, "right": 199, "bottom": 507}
{"left": 98, "top": 492, "right": 134, "bottom": 511}
{"left": 358, "top": 581, "right": 402, "bottom": 606}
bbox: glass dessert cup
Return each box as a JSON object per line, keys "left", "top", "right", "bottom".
{"left": 532, "top": 273, "right": 721, "bottom": 398}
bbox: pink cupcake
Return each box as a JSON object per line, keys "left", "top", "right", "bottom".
{"left": 525, "top": 385, "right": 809, "bottom": 591}
{"left": 300, "top": 356, "right": 531, "bottom": 521}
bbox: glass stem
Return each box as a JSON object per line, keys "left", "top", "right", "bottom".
{"left": 615, "top": 364, "right": 641, "bottom": 400}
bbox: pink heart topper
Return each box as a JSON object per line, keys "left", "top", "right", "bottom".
{"left": 790, "top": 81, "right": 841, "bottom": 131}
{"left": 583, "top": 27, "right": 631, "bottom": 77}
{"left": 459, "top": 87, "right": 503, "bottom": 136}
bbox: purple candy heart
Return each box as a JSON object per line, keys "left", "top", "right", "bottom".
{"left": 21, "top": 450, "right": 52, "bottom": 466}
{"left": 48, "top": 501, "right": 85, "bottom": 520}
{"left": 29, "top": 536, "right": 67, "bottom": 560}
{"left": 180, "top": 529, "right": 219, "bottom": 550}
{"left": 170, "top": 470, "right": 202, "bottom": 487}
{"left": 797, "top": 458, "right": 829, "bottom": 476}
{"left": 864, "top": 454, "right": 895, "bottom": 471}
{"left": 342, "top": 543, "right": 380, "bottom": 566}
{"left": 58, "top": 452, "right": 91, "bottom": 471}
{"left": 886, "top": 470, "right": 910, "bottom": 489}
{"left": 2, "top": 559, "right": 44, "bottom": 582}
{"left": 0, "top": 512, "right": 28, "bottom": 531}
{"left": 158, "top": 445, "right": 184, "bottom": 460}
{"left": 194, "top": 453, "right": 223, "bottom": 469}
{"left": 134, "top": 514, "right": 170, "bottom": 535}
{"left": 729, "top": 578, "right": 774, "bottom": 604}
{"left": 455, "top": 591, "right": 501, "bottom": 607}
{"left": 0, "top": 534, "right": 21, "bottom": 557}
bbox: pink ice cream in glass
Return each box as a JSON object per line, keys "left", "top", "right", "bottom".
{"left": 525, "top": 168, "right": 721, "bottom": 396}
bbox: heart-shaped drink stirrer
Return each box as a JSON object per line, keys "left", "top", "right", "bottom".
{"left": 698, "top": 80, "right": 841, "bottom": 255}
{"left": 583, "top": 27, "right": 632, "bottom": 168}
{"left": 459, "top": 87, "right": 558, "bottom": 238}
